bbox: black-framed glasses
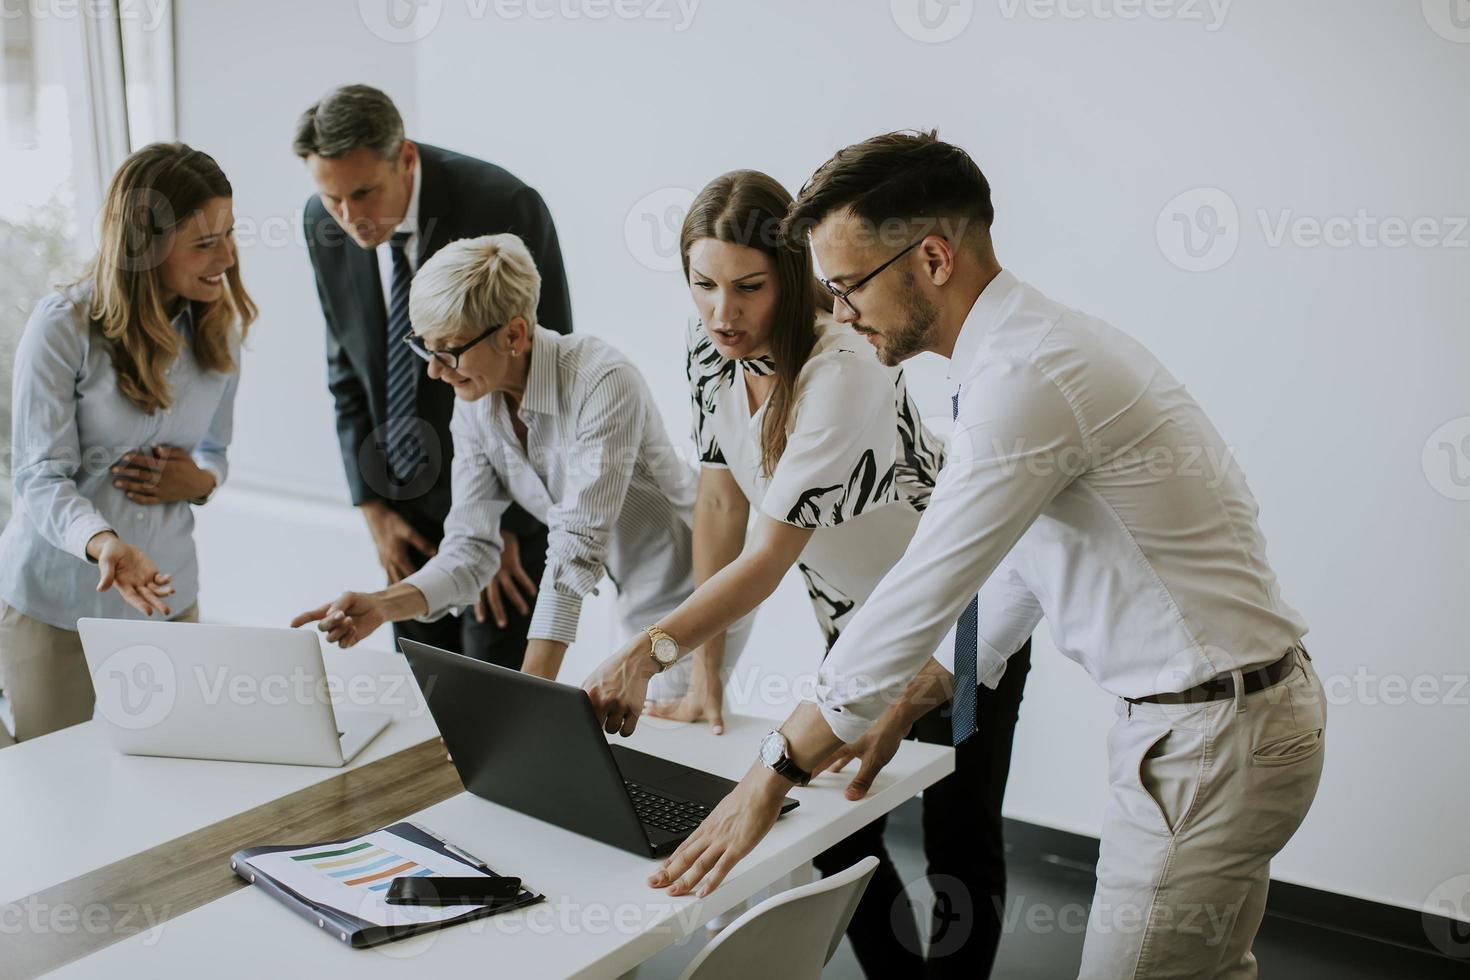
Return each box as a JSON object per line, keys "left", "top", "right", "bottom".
{"left": 818, "top": 236, "right": 926, "bottom": 319}
{"left": 403, "top": 322, "right": 502, "bottom": 370}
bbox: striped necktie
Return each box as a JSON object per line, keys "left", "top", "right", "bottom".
{"left": 384, "top": 231, "right": 425, "bottom": 483}
{"left": 951, "top": 389, "right": 979, "bottom": 745}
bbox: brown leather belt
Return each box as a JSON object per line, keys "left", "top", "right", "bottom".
{"left": 1126, "top": 642, "right": 1309, "bottom": 706}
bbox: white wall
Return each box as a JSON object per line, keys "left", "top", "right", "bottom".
{"left": 176, "top": 0, "right": 1469, "bottom": 918}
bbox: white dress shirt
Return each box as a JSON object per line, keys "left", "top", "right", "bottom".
{"left": 403, "top": 327, "right": 699, "bottom": 645}
{"left": 813, "top": 270, "right": 1308, "bottom": 743}
{"left": 375, "top": 157, "right": 423, "bottom": 298}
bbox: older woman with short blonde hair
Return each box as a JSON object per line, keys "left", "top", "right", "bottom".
{"left": 295, "top": 234, "right": 745, "bottom": 686}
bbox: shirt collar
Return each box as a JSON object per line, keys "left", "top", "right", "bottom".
{"left": 519, "top": 325, "right": 561, "bottom": 416}
{"left": 946, "top": 268, "right": 1019, "bottom": 384}
{"left": 393, "top": 156, "right": 423, "bottom": 241}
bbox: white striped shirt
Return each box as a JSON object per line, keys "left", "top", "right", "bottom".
{"left": 403, "top": 326, "right": 697, "bottom": 645}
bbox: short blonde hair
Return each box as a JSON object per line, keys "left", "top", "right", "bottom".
{"left": 409, "top": 233, "right": 541, "bottom": 343}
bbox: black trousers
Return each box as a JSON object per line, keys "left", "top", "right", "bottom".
{"left": 811, "top": 638, "right": 1033, "bottom": 979}
{"left": 391, "top": 521, "right": 550, "bottom": 671}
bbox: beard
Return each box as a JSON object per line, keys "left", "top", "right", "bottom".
{"left": 871, "top": 269, "right": 940, "bottom": 366}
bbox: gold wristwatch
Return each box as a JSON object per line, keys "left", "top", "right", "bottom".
{"left": 643, "top": 626, "right": 680, "bottom": 673}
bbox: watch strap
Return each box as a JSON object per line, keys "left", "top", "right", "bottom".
{"left": 771, "top": 755, "right": 812, "bottom": 787}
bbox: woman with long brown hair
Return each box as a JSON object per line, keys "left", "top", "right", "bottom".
{"left": 0, "top": 142, "right": 255, "bottom": 744}
{"left": 582, "top": 169, "right": 1027, "bottom": 975}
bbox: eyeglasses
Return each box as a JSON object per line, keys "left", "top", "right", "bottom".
{"left": 818, "top": 236, "right": 927, "bottom": 319}
{"left": 403, "top": 322, "right": 502, "bottom": 370}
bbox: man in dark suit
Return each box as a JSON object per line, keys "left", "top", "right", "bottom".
{"left": 293, "top": 84, "right": 572, "bottom": 669}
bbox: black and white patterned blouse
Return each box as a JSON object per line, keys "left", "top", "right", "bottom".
{"left": 686, "top": 314, "right": 946, "bottom": 646}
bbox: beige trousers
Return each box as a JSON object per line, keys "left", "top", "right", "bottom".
{"left": 1077, "top": 653, "right": 1326, "bottom": 979}
{"left": 0, "top": 600, "right": 199, "bottom": 746}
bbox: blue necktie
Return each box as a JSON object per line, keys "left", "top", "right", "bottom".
{"left": 384, "top": 231, "right": 425, "bottom": 483}
{"left": 951, "top": 390, "right": 979, "bottom": 745}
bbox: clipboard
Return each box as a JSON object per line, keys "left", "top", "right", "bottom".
{"left": 230, "top": 820, "right": 544, "bottom": 949}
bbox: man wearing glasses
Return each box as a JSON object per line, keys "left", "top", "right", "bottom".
{"left": 294, "top": 85, "right": 572, "bottom": 669}
{"left": 585, "top": 131, "right": 1324, "bottom": 978}
{"left": 294, "top": 234, "right": 718, "bottom": 687}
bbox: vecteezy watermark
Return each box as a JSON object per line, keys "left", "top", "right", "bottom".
{"left": 360, "top": 418, "right": 445, "bottom": 502}
{"left": 890, "top": 0, "right": 976, "bottom": 43}
{"left": 1422, "top": 416, "right": 1470, "bottom": 501}
{"left": 358, "top": 0, "right": 700, "bottom": 43}
{"left": 1158, "top": 187, "right": 1469, "bottom": 271}
{"left": 190, "top": 666, "right": 432, "bottom": 717}
{"left": 992, "top": 893, "right": 1240, "bottom": 945}
{"left": 890, "top": 873, "right": 977, "bottom": 958}
{"left": 0, "top": 0, "right": 170, "bottom": 32}
{"left": 1319, "top": 668, "right": 1470, "bottom": 708}
{"left": 1423, "top": 874, "right": 1470, "bottom": 959}
{"left": 625, "top": 186, "right": 696, "bottom": 273}
{"left": 92, "top": 643, "right": 177, "bottom": 731}
{"left": 1421, "top": 0, "right": 1470, "bottom": 44}
{"left": 967, "top": 435, "right": 1241, "bottom": 488}
{"left": 0, "top": 897, "right": 172, "bottom": 945}
{"left": 1156, "top": 187, "right": 1240, "bottom": 272}
{"left": 1257, "top": 209, "right": 1470, "bottom": 251}
{"left": 358, "top": 0, "right": 443, "bottom": 43}
{"left": 995, "top": 0, "right": 1232, "bottom": 31}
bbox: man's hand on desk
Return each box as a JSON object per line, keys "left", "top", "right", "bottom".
{"left": 649, "top": 761, "right": 789, "bottom": 899}
{"left": 650, "top": 701, "right": 844, "bottom": 898}
{"left": 811, "top": 712, "right": 909, "bottom": 801}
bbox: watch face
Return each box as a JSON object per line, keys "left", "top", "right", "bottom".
{"left": 653, "top": 636, "right": 678, "bottom": 664}
{"left": 760, "top": 731, "right": 785, "bottom": 767}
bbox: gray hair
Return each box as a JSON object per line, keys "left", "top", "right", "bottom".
{"left": 292, "top": 85, "right": 404, "bottom": 160}
{"left": 409, "top": 234, "right": 541, "bottom": 344}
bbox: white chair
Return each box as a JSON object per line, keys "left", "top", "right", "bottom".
{"left": 678, "top": 856, "right": 880, "bottom": 980}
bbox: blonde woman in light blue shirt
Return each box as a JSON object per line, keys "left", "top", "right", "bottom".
{"left": 0, "top": 143, "right": 255, "bottom": 744}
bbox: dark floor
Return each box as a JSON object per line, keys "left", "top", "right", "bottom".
{"left": 637, "top": 797, "right": 1468, "bottom": 978}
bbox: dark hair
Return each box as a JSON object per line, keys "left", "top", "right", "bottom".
{"left": 680, "top": 170, "right": 833, "bottom": 477}
{"left": 781, "top": 130, "right": 994, "bottom": 254}
{"left": 292, "top": 84, "right": 405, "bottom": 160}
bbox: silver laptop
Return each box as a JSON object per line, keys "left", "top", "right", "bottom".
{"left": 77, "top": 619, "right": 390, "bottom": 767}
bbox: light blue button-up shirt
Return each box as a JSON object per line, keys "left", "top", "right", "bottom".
{"left": 0, "top": 282, "right": 241, "bottom": 630}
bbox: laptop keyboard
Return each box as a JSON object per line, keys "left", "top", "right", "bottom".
{"left": 624, "top": 780, "right": 711, "bottom": 835}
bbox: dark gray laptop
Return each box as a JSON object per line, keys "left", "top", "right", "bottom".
{"left": 400, "top": 639, "right": 798, "bottom": 858}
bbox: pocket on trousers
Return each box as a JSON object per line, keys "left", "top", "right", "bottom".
{"left": 1138, "top": 728, "right": 1205, "bottom": 836}
{"left": 1252, "top": 728, "right": 1323, "bottom": 768}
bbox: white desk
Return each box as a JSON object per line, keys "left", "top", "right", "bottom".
{"left": 0, "top": 648, "right": 436, "bottom": 902}
{"left": 48, "top": 714, "right": 953, "bottom": 980}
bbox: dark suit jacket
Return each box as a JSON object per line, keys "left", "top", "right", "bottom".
{"left": 304, "top": 142, "right": 572, "bottom": 538}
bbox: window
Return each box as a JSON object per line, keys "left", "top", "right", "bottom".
{"left": 0, "top": 1, "right": 174, "bottom": 525}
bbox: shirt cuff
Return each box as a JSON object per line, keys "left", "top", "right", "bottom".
{"left": 66, "top": 515, "right": 115, "bottom": 564}
{"left": 193, "top": 456, "right": 227, "bottom": 498}
{"left": 977, "top": 636, "right": 1011, "bottom": 690}
{"left": 934, "top": 622, "right": 958, "bottom": 675}
{"left": 812, "top": 695, "right": 877, "bottom": 745}
{"left": 402, "top": 562, "right": 464, "bottom": 623}
{"left": 528, "top": 587, "right": 582, "bottom": 646}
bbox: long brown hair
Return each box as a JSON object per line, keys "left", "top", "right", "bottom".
{"left": 680, "top": 170, "right": 833, "bottom": 477}
{"left": 83, "top": 142, "right": 256, "bottom": 414}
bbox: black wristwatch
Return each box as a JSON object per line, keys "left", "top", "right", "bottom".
{"left": 759, "top": 730, "right": 812, "bottom": 786}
